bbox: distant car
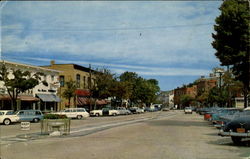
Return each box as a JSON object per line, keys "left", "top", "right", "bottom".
{"left": 129, "top": 107, "right": 144, "bottom": 114}
{"left": 0, "top": 110, "right": 20, "bottom": 125}
{"left": 16, "top": 110, "right": 44, "bottom": 122}
{"left": 53, "top": 108, "right": 89, "bottom": 119}
{"left": 90, "top": 108, "right": 119, "bottom": 116}
{"left": 144, "top": 107, "right": 155, "bottom": 112}
{"left": 184, "top": 107, "right": 192, "bottom": 114}
{"left": 116, "top": 107, "right": 131, "bottom": 115}
{"left": 219, "top": 116, "right": 250, "bottom": 144}
{"left": 162, "top": 108, "right": 170, "bottom": 111}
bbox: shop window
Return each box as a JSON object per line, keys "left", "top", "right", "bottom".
{"left": 76, "top": 74, "right": 80, "bottom": 88}
{"left": 60, "top": 75, "right": 65, "bottom": 87}
{"left": 83, "top": 76, "right": 86, "bottom": 88}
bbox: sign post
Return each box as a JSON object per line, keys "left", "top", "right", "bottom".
{"left": 21, "top": 122, "right": 30, "bottom": 131}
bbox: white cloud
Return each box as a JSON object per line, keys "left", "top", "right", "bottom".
{"left": 2, "top": 1, "right": 222, "bottom": 70}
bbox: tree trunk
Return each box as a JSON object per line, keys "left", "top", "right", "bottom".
{"left": 243, "top": 87, "right": 249, "bottom": 108}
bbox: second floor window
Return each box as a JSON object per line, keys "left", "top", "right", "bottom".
{"left": 60, "top": 75, "right": 65, "bottom": 87}
{"left": 76, "top": 74, "right": 80, "bottom": 88}
{"left": 83, "top": 76, "right": 86, "bottom": 89}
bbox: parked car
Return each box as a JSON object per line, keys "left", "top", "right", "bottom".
{"left": 15, "top": 110, "right": 43, "bottom": 122}
{"left": 144, "top": 107, "right": 156, "bottom": 112}
{"left": 184, "top": 107, "right": 192, "bottom": 114}
{"left": 90, "top": 108, "right": 119, "bottom": 116}
{"left": 129, "top": 107, "right": 144, "bottom": 114}
{"left": 0, "top": 110, "right": 20, "bottom": 125}
{"left": 115, "top": 107, "right": 131, "bottom": 115}
{"left": 219, "top": 116, "right": 250, "bottom": 144}
{"left": 53, "top": 108, "right": 89, "bottom": 119}
{"left": 162, "top": 107, "right": 170, "bottom": 111}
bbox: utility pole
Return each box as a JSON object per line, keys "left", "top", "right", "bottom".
{"left": 89, "top": 64, "right": 92, "bottom": 111}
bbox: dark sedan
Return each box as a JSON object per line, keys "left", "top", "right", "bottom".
{"left": 219, "top": 116, "right": 250, "bottom": 144}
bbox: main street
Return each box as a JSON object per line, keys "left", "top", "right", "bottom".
{"left": 1, "top": 111, "right": 249, "bottom": 159}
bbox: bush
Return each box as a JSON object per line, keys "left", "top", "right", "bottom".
{"left": 44, "top": 114, "right": 68, "bottom": 119}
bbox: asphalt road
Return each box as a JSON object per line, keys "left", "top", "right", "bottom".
{"left": 0, "top": 110, "right": 249, "bottom": 159}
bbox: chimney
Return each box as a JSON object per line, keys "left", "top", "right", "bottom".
{"left": 50, "top": 60, "right": 55, "bottom": 66}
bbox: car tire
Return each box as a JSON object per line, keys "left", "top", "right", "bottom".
{"left": 95, "top": 113, "right": 99, "bottom": 117}
{"left": 33, "top": 118, "right": 40, "bottom": 123}
{"left": 77, "top": 115, "right": 82, "bottom": 119}
{"left": 231, "top": 136, "right": 242, "bottom": 144}
{"left": 113, "top": 113, "right": 117, "bottom": 116}
{"left": 3, "top": 119, "right": 11, "bottom": 125}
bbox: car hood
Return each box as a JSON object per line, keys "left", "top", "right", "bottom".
{"left": 223, "top": 116, "right": 250, "bottom": 132}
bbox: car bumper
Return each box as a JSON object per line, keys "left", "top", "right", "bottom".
{"left": 219, "top": 129, "right": 250, "bottom": 137}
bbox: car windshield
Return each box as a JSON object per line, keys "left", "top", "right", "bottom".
{"left": 6, "top": 111, "right": 15, "bottom": 115}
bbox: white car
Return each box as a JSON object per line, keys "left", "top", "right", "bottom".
{"left": 90, "top": 108, "right": 119, "bottom": 116}
{"left": 0, "top": 110, "right": 20, "bottom": 125}
{"left": 184, "top": 107, "right": 193, "bottom": 114}
{"left": 54, "top": 108, "right": 89, "bottom": 119}
{"left": 116, "top": 107, "right": 131, "bottom": 115}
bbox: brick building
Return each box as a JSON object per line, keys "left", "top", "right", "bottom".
{"left": 174, "top": 85, "right": 197, "bottom": 109}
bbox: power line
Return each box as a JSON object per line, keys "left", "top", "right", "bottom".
{"left": 2, "top": 23, "right": 214, "bottom": 32}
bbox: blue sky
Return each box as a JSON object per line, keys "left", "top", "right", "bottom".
{"left": 1, "top": 1, "right": 222, "bottom": 91}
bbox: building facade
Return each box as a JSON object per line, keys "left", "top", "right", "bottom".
{"left": 43, "top": 61, "right": 103, "bottom": 111}
{"left": 174, "top": 85, "right": 197, "bottom": 109}
{"left": 0, "top": 60, "right": 60, "bottom": 111}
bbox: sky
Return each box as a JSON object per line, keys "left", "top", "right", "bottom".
{"left": 1, "top": 1, "right": 223, "bottom": 91}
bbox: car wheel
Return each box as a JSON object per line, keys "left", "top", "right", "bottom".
{"left": 95, "top": 113, "right": 99, "bottom": 117}
{"left": 231, "top": 136, "right": 242, "bottom": 144}
{"left": 3, "top": 119, "right": 11, "bottom": 125}
{"left": 113, "top": 113, "right": 117, "bottom": 116}
{"left": 77, "top": 115, "right": 82, "bottom": 119}
{"left": 33, "top": 118, "right": 40, "bottom": 123}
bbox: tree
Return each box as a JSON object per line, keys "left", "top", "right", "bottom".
{"left": 0, "top": 63, "right": 47, "bottom": 111}
{"left": 62, "top": 80, "right": 77, "bottom": 107}
{"left": 212, "top": 0, "right": 250, "bottom": 108}
{"left": 180, "top": 95, "right": 194, "bottom": 107}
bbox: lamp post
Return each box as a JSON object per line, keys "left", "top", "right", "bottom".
{"left": 215, "top": 69, "right": 224, "bottom": 107}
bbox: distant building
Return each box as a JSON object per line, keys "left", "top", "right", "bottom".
{"left": 157, "top": 90, "right": 174, "bottom": 108}
{"left": 0, "top": 60, "right": 60, "bottom": 111}
{"left": 174, "top": 85, "right": 197, "bottom": 109}
{"left": 196, "top": 77, "right": 217, "bottom": 97}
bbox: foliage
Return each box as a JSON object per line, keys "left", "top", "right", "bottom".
{"left": 0, "top": 63, "right": 47, "bottom": 110}
{"left": 62, "top": 80, "right": 77, "bottom": 107}
{"left": 212, "top": 0, "right": 250, "bottom": 107}
{"left": 44, "top": 114, "right": 68, "bottom": 119}
{"left": 91, "top": 68, "right": 116, "bottom": 99}
{"left": 180, "top": 95, "right": 194, "bottom": 106}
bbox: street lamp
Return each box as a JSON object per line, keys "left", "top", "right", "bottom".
{"left": 215, "top": 68, "right": 224, "bottom": 107}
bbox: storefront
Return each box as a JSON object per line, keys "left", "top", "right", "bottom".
{"left": 0, "top": 94, "right": 39, "bottom": 110}
{"left": 36, "top": 94, "right": 61, "bottom": 112}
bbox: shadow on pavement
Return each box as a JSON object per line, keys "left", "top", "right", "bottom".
{"left": 208, "top": 138, "right": 250, "bottom": 147}
{"left": 147, "top": 120, "right": 209, "bottom": 127}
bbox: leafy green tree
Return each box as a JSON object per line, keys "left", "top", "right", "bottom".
{"left": 91, "top": 68, "right": 115, "bottom": 100}
{"left": 0, "top": 63, "right": 47, "bottom": 110}
{"left": 62, "top": 80, "right": 77, "bottom": 107}
{"left": 212, "top": 0, "right": 250, "bottom": 108}
{"left": 180, "top": 95, "right": 194, "bottom": 107}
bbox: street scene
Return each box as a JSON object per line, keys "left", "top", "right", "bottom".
{"left": 1, "top": 0, "right": 250, "bottom": 159}
{"left": 1, "top": 110, "right": 249, "bottom": 159}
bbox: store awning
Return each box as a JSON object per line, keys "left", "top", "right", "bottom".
{"left": 36, "top": 94, "right": 61, "bottom": 102}
{"left": 77, "top": 97, "right": 89, "bottom": 105}
{"left": 0, "top": 94, "right": 39, "bottom": 101}
{"left": 77, "top": 97, "right": 107, "bottom": 105}
{"left": 75, "top": 89, "right": 91, "bottom": 96}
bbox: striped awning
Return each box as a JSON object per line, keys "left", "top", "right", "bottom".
{"left": 77, "top": 97, "right": 107, "bottom": 105}
{"left": 0, "top": 94, "right": 39, "bottom": 101}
